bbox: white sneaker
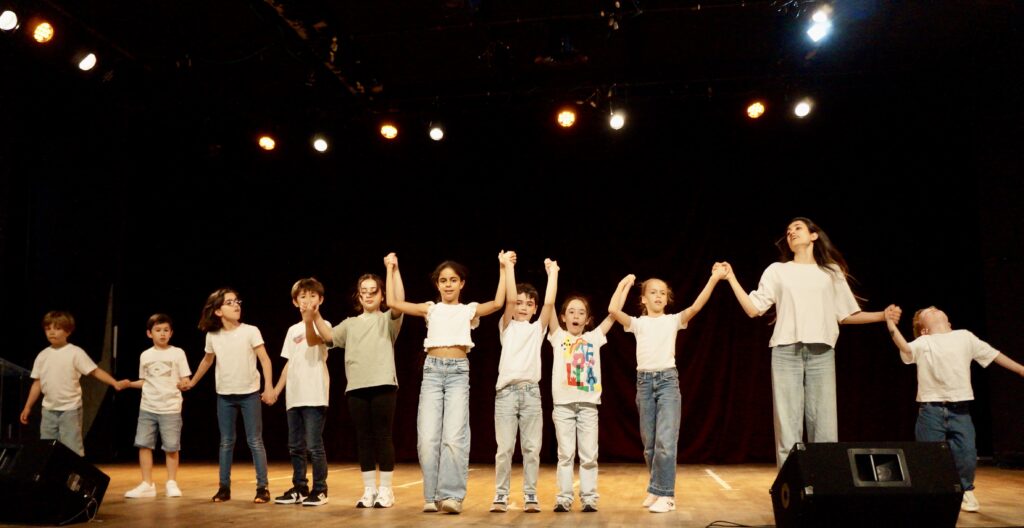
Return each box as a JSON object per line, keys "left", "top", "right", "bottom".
{"left": 125, "top": 481, "right": 156, "bottom": 499}
{"left": 961, "top": 490, "right": 980, "bottom": 513}
{"left": 642, "top": 493, "right": 658, "bottom": 507}
{"left": 439, "top": 498, "right": 462, "bottom": 514}
{"left": 489, "top": 494, "right": 508, "bottom": 513}
{"left": 165, "top": 480, "right": 182, "bottom": 498}
{"left": 374, "top": 487, "right": 395, "bottom": 508}
{"left": 648, "top": 496, "right": 676, "bottom": 513}
{"left": 422, "top": 501, "right": 439, "bottom": 512}
{"left": 356, "top": 487, "right": 376, "bottom": 508}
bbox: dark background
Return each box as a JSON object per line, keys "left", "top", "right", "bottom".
{"left": 0, "top": 0, "right": 1021, "bottom": 465}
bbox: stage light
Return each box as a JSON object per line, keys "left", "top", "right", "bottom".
{"left": 312, "top": 136, "right": 328, "bottom": 152}
{"left": 77, "top": 52, "right": 97, "bottom": 71}
{"left": 747, "top": 101, "right": 766, "bottom": 119}
{"left": 807, "top": 6, "right": 832, "bottom": 43}
{"left": 33, "top": 21, "right": 54, "bottom": 43}
{"left": 429, "top": 124, "right": 444, "bottom": 141}
{"left": 557, "top": 109, "right": 576, "bottom": 128}
{"left": 794, "top": 99, "right": 813, "bottom": 118}
{"left": 258, "top": 135, "right": 276, "bottom": 151}
{"left": 380, "top": 124, "right": 398, "bottom": 139}
{"left": 0, "top": 10, "right": 18, "bottom": 32}
{"left": 609, "top": 111, "right": 625, "bottom": 130}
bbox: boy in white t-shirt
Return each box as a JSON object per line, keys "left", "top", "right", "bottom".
{"left": 490, "top": 256, "right": 557, "bottom": 513}
{"left": 272, "top": 278, "right": 331, "bottom": 507}
{"left": 20, "top": 311, "right": 128, "bottom": 457}
{"left": 124, "top": 314, "right": 193, "bottom": 499}
{"left": 886, "top": 305, "right": 1024, "bottom": 514}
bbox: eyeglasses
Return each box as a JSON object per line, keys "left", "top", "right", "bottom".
{"left": 223, "top": 299, "right": 243, "bottom": 306}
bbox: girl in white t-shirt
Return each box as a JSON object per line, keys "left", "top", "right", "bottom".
{"left": 386, "top": 252, "right": 509, "bottom": 514}
{"left": 608, "top": 266, "right": 726, "bottom": 513}
{"left": 719, "top": 217, "right": 897, "bottom": 468}
{"left": 184, "top": 288, "right": 276, "bottom": 504}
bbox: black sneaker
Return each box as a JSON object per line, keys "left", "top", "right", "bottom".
{"left": 303, "top": 489, "right": 329, "bottom": 507}
{"left": 212, "top": 486, "right": 231, "bottom": 502}
{"left": 254, "top": 487, "right": 271, "bottom": 504}
{"left": 275, "top": 485, "right": 309, "bottom": 504}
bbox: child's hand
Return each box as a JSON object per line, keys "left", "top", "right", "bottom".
{"left": 621, "top": 274, "right": 636, "bottom": 288}
{"left": 116, "top": 379, "right": 131, "bottom": 391}
{"left": 19, "top": 408, "right": 30, "bottom": 425}
{"left": 384, "top": 252, "right": 398, "bottom": 268}
{"left": 177, "top": 379, "right": 192, "bottom": 392}
{"left": 718, "top": 261, "right": 735, "bottom": 280}
{"left": 711, "top": 262, "right": 728, "bottom": 281}
{"left": 884, "top": 304, "right": 902, "bottom": 324}
{"left": 544, "top": 258, "right": 559, "bottom": 274}
{"left": 506, "top": 251, "right": 517, "bottom": 266}
{"left": 261, "top": 389, "right": 276, "bottom": 405}
{"left": 300, "top": 302, "right": 316, "bottom": 321}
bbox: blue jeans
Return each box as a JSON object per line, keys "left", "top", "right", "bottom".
{"left": 636, "top": 368, "right": 681, "bottom": 497}
{"left": 771, "top": 343, "right": 837, "bottom": 467}
{"left": 216, "top": 392, "right": 269, "bottom": 488}
{"left": 287, "top": 406, "right": 328, "bottom": 491}
{"left": 417, "top": 356, "right": 470, "bottom": 502}
{"left": 494, "top": 382, "right": 542, "bottom": 496}
{"left": 552, "top": 402, "right": 599, "bottom": 504}
{"left": 916, "top": 402, "right": 976, "bottom": 491}
{"left": 40, "top": 407, "right": 84, "bottom": 456}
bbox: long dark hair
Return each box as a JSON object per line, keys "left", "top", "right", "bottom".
{"left": 352, "top": 273, "right": 387, "bottom": 313}
{"left": 198, "top": 288, "right": 237, "bottom": 332}
{"left": 775, "top": 217, "right": 850, "bottom": 278}
{"left": 430, "top": 260, "right": 469, "bottom": 302}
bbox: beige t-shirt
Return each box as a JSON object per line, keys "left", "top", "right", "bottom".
{"left": 30, "top": 344, "right": 97, "bottom": 410}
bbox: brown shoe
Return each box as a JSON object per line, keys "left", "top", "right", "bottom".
{"left": 254, "top": 487, "right": 271, "bottom": 503}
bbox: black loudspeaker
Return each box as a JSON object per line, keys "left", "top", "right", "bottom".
{"left": 770, "top": 442, "right": 962, "bottom": 528}
{"left": 0, "top": 440, "right": 110, "bottom": 525}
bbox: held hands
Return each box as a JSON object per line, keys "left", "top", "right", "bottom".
{"left": 498, "top": 250, "right": 516, "bottom": 267}
{"left": 261, "top": 388, "right": 277, "bottom": 406}
{"left": 299, "top": 301, "right": 318, "bottom": 321}
{"left": 544, "top": 258, "right": 559, "bottom": 274}
{"left": 884, "top": 304, "right": 902, "bottom": 325}
{"left": 177, "top": 379, "right": 193, "bottom": 392}
{"left": 619, "top": 274, "right": 636, "bottom": 288}
{"left": 384, "top": 252, "right": 398, "bottom": 269}
{"left": 115, "top": 379, "right": 131, "bottom": 391}
{"left": 713, "top": 261, "right": 735, "bottom": 281}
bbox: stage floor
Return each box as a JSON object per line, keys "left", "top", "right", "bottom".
{"left": 32, "top": 463, "right": 1024, "bottom": 526}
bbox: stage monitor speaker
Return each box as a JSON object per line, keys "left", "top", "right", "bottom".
{"left": 0, "top": 439, "right": 110, "bottom": 525}
{"left": 770, "top": 442, "right": 962, "bottom": 528}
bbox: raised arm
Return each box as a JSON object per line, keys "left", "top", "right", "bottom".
{"left": 386, "top": 253, "right": 406, "bottom": 319}
{"left": 721, "top": 262, "right": 762, "bottom": 318}
{"left": 386, "top": 253, "right": 431, "bottom": 318}
{"left": 596, "top": 315, "right": 615, "bottom": 335}
{"left": 608, "top": 274, "right": 635, "bottom": 329}
{"left": 302, "top": 303, "right": 324, "bottom": 346}
{"left": 884, "top": 306, "right": 913, "bottom": 363}
{"left": 475, "top": 250, "right": 510, "bottom": 317}
{"left": 180, "top": 353, "right": 215, "bottom": 391}
{"left": 501, "top": 251, "right": 519, "bottom": 326}
{"left": 311, "top": 304, "right": 334, "bottom": 346}
{"left": 678, "top": 263, "right": 727, "bottom": 326}
{"left": 19, "top": 379, "right": 42, "bottom": 424}
{"left": 539, "top": 259, "right": 559, "bottom": 334}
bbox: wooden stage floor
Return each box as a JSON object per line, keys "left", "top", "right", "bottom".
{"left": 21, "top": 462, "right": 1024, "bottom": 527}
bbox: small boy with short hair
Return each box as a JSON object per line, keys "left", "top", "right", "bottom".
{"left": 124, "top": 314, "right": 192, "bottom": 499}
{"left": 20, "top": 311, "right": 127, "bottom": 457}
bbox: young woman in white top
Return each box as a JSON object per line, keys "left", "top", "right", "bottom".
{"left": 608, "top": 267, "right": 726, "bottom": 513}
{"left": 719, "top": 217, "right": 898, "bottom": 467}
{"left": 386, "top": 252, "right": 508, "bottom": 514}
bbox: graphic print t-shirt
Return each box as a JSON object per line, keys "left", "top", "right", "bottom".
{"left": 548, "top": 327, "right": 606, "bottom": 405}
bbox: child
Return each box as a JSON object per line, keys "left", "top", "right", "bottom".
{"left": 309, "top": 255, "right": 404, "bottom": 509}
{"left": 489, "top": 256, "right": 556, "bottom": 513}
{"left": 886, "top": 305, "right": 1024, "bottom": 513}
{"left": 271, "top": 278, "right": 331, "bottom": 507}
{"left": 182, "top": 288, "right": 275, "bottom": 503}
{"left": 608, "top": 266, "right": 726, "bottom": 513}
{"left": 546, "top": 271, "right": 622, "bottom": 513}
{"left": 387, "top": 252, "right": 508, "bottom": 514}
{"left": 124, "top": 314, "right": 192, "bottom": 499}
{"left": 20, "top": 311, "right": 127, "bottom": 457}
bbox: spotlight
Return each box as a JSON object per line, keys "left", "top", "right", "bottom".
{"left": 793, "top": 99, "right": 813, "bottom": 118}
{"left": 258, "top": 135, "right": 276, "bottom": 151}
{"left": 77, "top": 52, "right": 97, "bottom": 71}
{"left": 380, "top": 124, "right": 398, "bottom": 139}
{"left": 609, "top": 111, "right": 625, "bottom": 130}
{"left": 557, "top": 109, "right": 576, "bottom": 128}
{"left": 0, "top": 10, "right": 18, "bottom": 31}
{"left": 33, "top": 21, "right": 54, "bottom": 43}
{"left": 747, "top": 101, "right": 766, "bottom": 119}
{"left": 312, "top": 136, "right": 329, "bottom": 152}
{"left": 429, "top": 124, "right": 444, "bottom": 141}
{"left": 806, "top": 6, "right": 832, "bottom": 43}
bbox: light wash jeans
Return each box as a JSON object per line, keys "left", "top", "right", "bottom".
{"left": 40, "top": 407, "right": 84, "bottom": 456}
{"left": 494, "top": 382, "right": 542, "bottom": 497}
{"left": 417, "top": 356, "right": 470, "bottom": 502}
{"left": 771, "top": 343, "right": 837, "bottom": 467}
{"left": 636, "top": 368, "right": 681, "bottom": 497}
{"left": 216, "top": 392, "right": 269, "bottom": 488}
{"left": 552, "top": 402, "right": 599, "bottom": 505}
{"left": 916, "top": 402, "right": 976, "bottom": 491}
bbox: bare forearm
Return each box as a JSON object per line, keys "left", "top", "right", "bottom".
{"left": 993, "top": 353, "right": 1024, "bottom": 377}
{"left": 312, "top": 316, "right": 333, "bottom": 346}
{"left": 726, "top": 276, "right": 760, "bottom": 318}
{"left": 90, "top": 368, "right": 120, "bottom": 388}
{"left": 842, "top": 310, "right": 885, "bottom": 325}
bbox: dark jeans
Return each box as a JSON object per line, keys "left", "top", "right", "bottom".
{"left": 287, "top": 406, "right": 328, "bottom": 491}
{"left": 216, "top": 392, "right": 268, "bottom": 488}
{"left": 347, "top": 385, "right": 397, "bottom": 472}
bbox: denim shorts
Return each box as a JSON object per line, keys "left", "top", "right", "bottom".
{"left": 134, "top": 410, "right": 183, "bottom": 452}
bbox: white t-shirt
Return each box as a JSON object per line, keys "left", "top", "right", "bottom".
{"left": 906, "top": 330, "right": 1000, "bottom": 402}
{"left": 423, "top": 302, "right": 479, "bottom": 350}
{"left": 30, "top": 344, "right": 97, "bottom": 411}
{"left": 748, "top": 261, "right": 860, "bottom": 348}
{"left": 138, "top": 346, "right": 192, "bottom": 414}
{"left": 204, "top": 323, "right": 265, "bottom": 395}
{"left": 281, "top": 320, "right": 330, "bottom": 409}
{"left": 496, "top": 318, "right": 544, "bottom": 389}
{"left": 626, "top": 312, "right": 686, "bottom": 371}
{"left": 548, "top": 327, "right": 606, "bottom": 405}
